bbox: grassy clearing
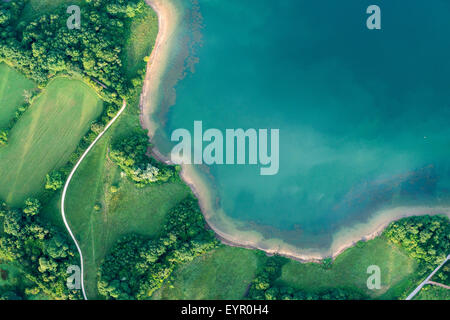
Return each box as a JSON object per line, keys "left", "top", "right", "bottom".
{"left": 152, "top": 246, "right": 266, "bottom": 300}
{"left": 414, "top": 285, "right": 450, "bottom": 300}
{"left": 277, "top": 237, "right": 418, "bottom": 299}
{"left": 57, "top": 88, "right": 191, "bottom": 299}
{"left": 0, "top": 77, "right": 103, "bottom": 207}
{"left": 152, "top": 237, "right": 420, "bottom": 300}
{"left": 0, "top": 64, "right": 36, "bottom": 129}
{"left": 122, "top": 5, "right": 159, "bottom": 80}
{"left": 63, "top": 124, "right": 190, "bottom": 298}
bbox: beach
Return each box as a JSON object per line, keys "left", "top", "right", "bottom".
{"left": 140, "top": 0, "right": 180, "bottom": 138}
{"left": 140, "top": 0, "right": 450, "bottom": 263}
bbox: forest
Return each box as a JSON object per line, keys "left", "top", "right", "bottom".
{"left": 110, "top": 134, "right": 175, "bottom": 186}
{"left": 0, "top": 200, "right": 81, "bottom": 299}
{"left": 97, "top": 196, "right": 218, "bottom": 299}
{"left": 383, "top": 215, "right": 449, "bottom": 271}
{"left": 0, "top": 0, "right": 147, "bottom": 104}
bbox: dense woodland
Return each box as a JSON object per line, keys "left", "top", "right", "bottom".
{"left": 434, "top": 261, "right": 449, "bottom": 286}
{"left": 97, "top": 196, "right": 218, "bottom": 299}
{"left": 383, "top": 215, "right": 449, "bottom": 272}
{"left": 110, "top": 134, "right": 175, "bottom": 187}
{"left": 0, "top": 0, "right": 148, "bottom": 103}
{"left": 0, "top": 200, "right": 81, "bottom": 299}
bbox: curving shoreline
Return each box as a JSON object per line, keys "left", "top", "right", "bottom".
{"left": 140, "top": 0, "right": 450, "bottom": 263}
{"left": 140, "top": 0, "right": 179, "bottom": 136}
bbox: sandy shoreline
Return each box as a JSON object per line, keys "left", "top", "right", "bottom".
{"left": 140, "top": 0, "right": 450, "bottom": 263}
{"left": 139, "top": 0, "right": 165, "bottom": 135}
{"left": 140, "top": 0, "right": 181, "bottom": 137}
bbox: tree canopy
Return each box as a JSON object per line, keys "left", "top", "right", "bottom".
{"left": 98, "top": 196, "right": 218, "bottom": 300}
{"left": 0, "top": 200, "right": 81, "bottom": 299}
{"left": 0, "top": 0, "right": 148, "bottom": 104}
{"left": 383, "top": 215, "right": 450, "bottom": 270}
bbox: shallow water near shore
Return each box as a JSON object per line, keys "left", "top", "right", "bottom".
{"left": 145, "top": 0, "right": 450, "bottom": 258}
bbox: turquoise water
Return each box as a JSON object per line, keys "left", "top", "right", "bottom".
{"left": 152, "top": 0, "right": 450, "bottom": 251}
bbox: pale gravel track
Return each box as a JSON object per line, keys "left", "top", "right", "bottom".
{"left": 61, "top": 100, "right": 127, "bottom": 300}
{"left": 405, "top": 254, "right": 450, "bottom": 300}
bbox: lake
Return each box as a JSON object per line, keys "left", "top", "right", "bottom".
{"left": 146, "top": 0, "right": 450, "bottom": 258}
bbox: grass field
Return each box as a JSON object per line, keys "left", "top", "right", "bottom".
{"left": 62, "top": 127, "right": 190, "bottom": 298}
{"left": 123, "top": 5, "right": 159, "bottom": 79}
{"left": 277, "top": 237, "right": 418, "bottom": 299}
{"left": 0, "top": 77, "right": 103, "bottom": 207}
{"left": 150, "top": 237, "right": 420, "bottom": 300}
{"left": 152, "top": 246, "right": 266, "bottom": 300}
{"left": 0, "top": 64, "right": 36, "bottom": 129}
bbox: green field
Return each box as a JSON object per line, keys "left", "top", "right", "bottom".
{"left": 277, "top": 237, "right": 418, "bottom": 299}
{"left": 62, "top": 127, "right": 190, "bottom": 298}
{"left": 150, "top": 237, "right": 420, "bottom": 300}
{"left": 0, "top": 77, "right": 103, "bottom": 206}
{"left": 153, "top": 246, "right": 266, "bottom": 300}
{"left": 123, "top": 5, "right": 159, "bottom": 79}
{"left": 0, "top": 64, "right": 36, "bottom": 129}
